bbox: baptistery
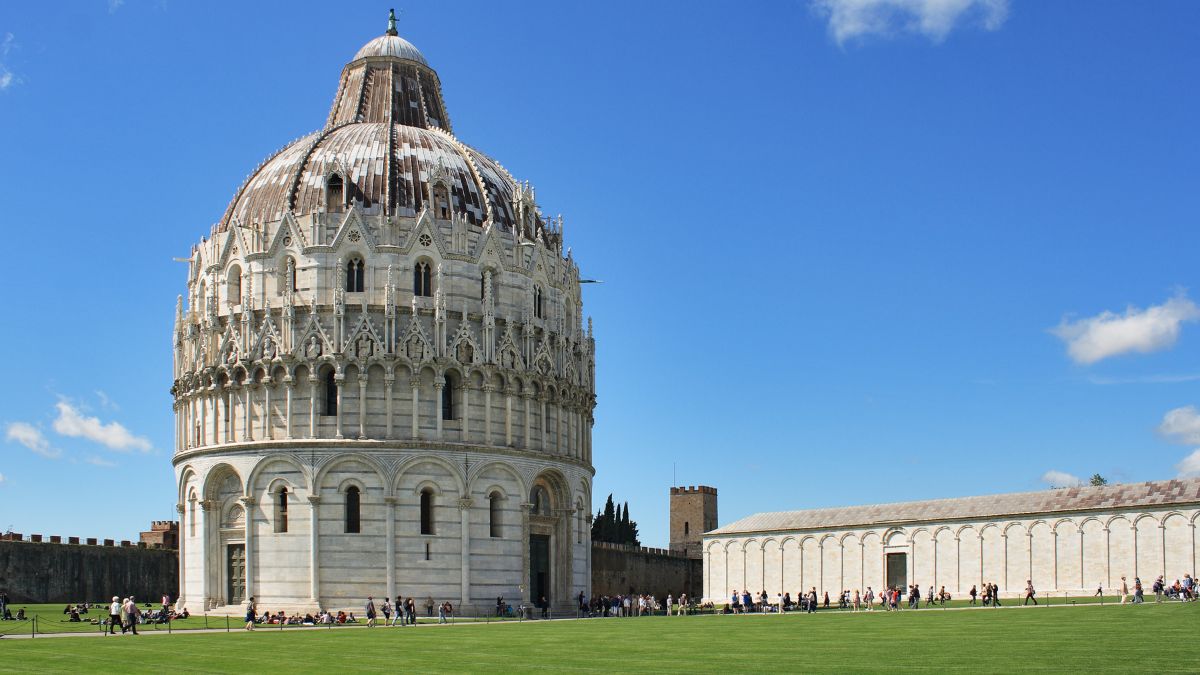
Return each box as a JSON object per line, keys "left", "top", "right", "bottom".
{"left": 171, "top": 14, "right": 596, "bottom": 613}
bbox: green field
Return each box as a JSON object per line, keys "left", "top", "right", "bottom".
{"left": 2, "top": 603, "right": 1196, "bottom": 673}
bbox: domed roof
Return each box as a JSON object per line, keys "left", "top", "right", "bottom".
{"left": 352, "top": 35, "right": 428, "bottom": 66}
{"left": 216, "top": 14, "right": 540, "bottom": 236}
{"left": 219, "top": 123, "right": 518, "bottom": 231}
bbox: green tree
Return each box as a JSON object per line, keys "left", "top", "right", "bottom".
{"left": 1090, "top": 474, "right": 1108, "bottom": 486}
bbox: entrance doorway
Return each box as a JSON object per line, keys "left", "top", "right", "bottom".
{"left": 227, "top": 544, "right": 246, "bottom": 605}
{"left": 529, "top": 534, "right": 550, "bottom": 606}
{"left": 885, "top": 552, "right": 907, "bottom": 591}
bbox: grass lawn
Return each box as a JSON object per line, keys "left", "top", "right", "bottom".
{"left": 2, "top": 603, "right": 1196, "bottom": 673}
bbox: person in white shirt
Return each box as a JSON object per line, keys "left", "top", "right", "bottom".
{"left": 108, "top": 596, "right": 121, "bottom": 635}
{"left": 123, "top": 597, "right": 139, "bottom": 635}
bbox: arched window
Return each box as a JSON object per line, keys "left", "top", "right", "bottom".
{"left": 346, "top": 257, "right": 365, "bottom": 293}
{"left": 188, "top": 498, "right": 196, "bottom": 537}
{"left": 480, "top": 273, "right": 486, "bottom": 300}
{"left": 344, "top": 486, "right": 361, "bottom": 533}
{"left": 197, "top": 280, "right": 207, "bottom": 315}
{"left": 684, "top": 521, "right": 689, "bottom": 536}
{"left": 322, "top": 370, "right": 338, "bottom": 416}
{"left": 441, "top": 375, "right": 454, "bottom": 421}
{"left": 433, "top": 183, "right": 451, "bottom": 220}
{"left": 228, "top": 266, "right": 242, "bottom": 308}
{"left": 489, "top": 492, "right": 502, "bottom": 538}
{"left": 533, "top": 285, "right": 543, "bottom": 319}
{"left": 274, "top": 487, "right": 289, "bottom": 533}
{"left": 413, "top": 261, "right": 432, "bottom": 297}
{"left": 327, "top": 174, "right": 344, "bottom": 211}
{"left": 420, "top": 488, "right": 434, "bottom": 535}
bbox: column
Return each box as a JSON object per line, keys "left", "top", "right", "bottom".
{"left": 520, "top": 502, "right": 532, "bottom": 603}
{"left": 483, "top": 385, "right": 494, "bottom": 445}
{"left": 1104, "top": 527, "right": 1111, "bottom": 589}
{"left": 554, "top": 402, "right": 561, "bottom": 455}
{"left": 1051, "top": 531, "right": 1058, "bottom": 589}
{"left": 308, "top": 495, "right": 321, "bottom": 603}
{"left": 222, "top": 389, "right": 232, "bottom": 443}
{"left": 410, "top": 377, "right": 420, "bottom": 439}
{"left": 1027, "top": 532, "right": 1034, "bottom": 586}
{"left": 200, "top": 500, "right": 215, "bottom": 608}
{"left": 242, "top": 385, "right": 251, "bottom": 442}
{"left": 262, "top": 380, "right": 272, "bottom": 440}
{"left": 504, "top": 389, "right": 513, "bottom": 446}
{"left": 284, "top": 377, "right": 294, "bottom": 440}
{"left": 385, "top": 496, "right": 397, "bottom": 602}
{"left": 358, "top": 374, "right": 368, "bottom": 439}
{"left": 462, "top": 385, "right": 470, "bottom": 442}
{"left": 523, "top": 390, "right": 533, "bottom": 450}
{"left": 384, "top": 376, "right": 394, "bottom": 438}
{"left": 176, "top": 503, "right": 187, "bottom": 607}
{"left": 309, "top": 377, "right": 318, "bottom": 438}
{"left": 459, "top": 498, "right": 472, "bottom": 605}
{"left": 334, "top": 374, "right": 345, "bottom": 440}
{"left": 240, "top": 496, "right": 256, "bottom": 600}
{"left": 539, "top": 397, "right": 547, "bottom": 452}
{"left": 956, "top": 537, "right": 961, "bottom": 591}
{"left": 434, "top": 380, "right": 445, "bottom": 440}
{"left": 1079, "top": 528, "right": 1085, "bottom": 589}
{"left": 1160, "top": 524, "right": 1166, "bottom": 579}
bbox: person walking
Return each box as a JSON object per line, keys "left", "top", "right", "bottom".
{"left": 108, "top": 596, "right": 121, "bottom": 635}
{"left": 969, "top": 585, "right": 977, "bottom": 605}
{"left": 1024, "top": 580, "right": 1038, "bottom": 606}
{"left": 1120, "top": 576, "right": 1130, "bottom": 604}
{"left": 365, "top": 596, "right": 377, "bottom": 628}
{"left": 425, "top": 595, "right": 435, "bottom": 618}
{"left": 243, "top": 596, "right": 256, "bottom": 631}
{"left": 381, "top": 598, "right": 391, "bottom": 625}
{"left": 1133, "top": 577, "right": 1144, "bottom": 604}
{"left": 124, "top": 596, "right": 139, "bottom": 635}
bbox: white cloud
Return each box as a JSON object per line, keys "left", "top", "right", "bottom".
{"left": 52, "top": 400, "right": 152, "bottom": 452}
{"left": 1051, "top": 294, "right": 1200, "bottom": 365}
{"left": 1177, "top": 450, "right": 1200, "bottom": 478}
{"left": 811, "top": 0, "right": 1009, "bottom": 45}
{"left": 1041, "top": 470, "right": 1084, "bottom": 488}
{"left": 0, "top": 33, "right": 17, "bottom": 91}
{"left": 95, "top": 390, "right": 119, "bottom": 411}
{"left": 0, "top": 472, "right": 5, "bottom": 485}
{"left": 1158, "top": 405, "right": 1200, "bottom": 445}
{"left": 108, "top": 0, "right": 125, "bottom": 13}
{"left": 85, "top": 455, "right": 118, "bottom": 468}
{"left": 4, "top": 422, "right": 60, "bottom": 458}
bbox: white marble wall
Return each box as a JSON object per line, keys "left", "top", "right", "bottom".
{"left": 703, "top": 508, "right": 1200, "bottom": 601}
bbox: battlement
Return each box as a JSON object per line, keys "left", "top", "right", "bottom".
{"left": 149, "top": 521, "right": 179, "bottom": 531}
{"left": 670, "top": 485, "right": 717, "bottom": 496}
{"left": 0, "top": 532, "right": 167, "bottom": 549}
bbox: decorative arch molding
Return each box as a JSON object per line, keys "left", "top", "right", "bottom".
{"left": 395, "top": 454, "right": 467, "bottom": 496}
{"left": 932, "top": 525, "right": 954, "bottom": 538}
{"left": 1132, "top": 513, "right": 1160, "bottom": 527}
{"left": 881, "top": 527, "right": 908, "bottom": 546}
{"left": 313, "top": 452, "right": 388, "bottom": 493}
{"left": 203, "top": 463, "right": 243, "bottom": 501}
{"left": 247, "top": 453, "right": 313, "bottom": 496}
{"left": 411, "top": 479, "right": 445, "bottom": 496}
{"left": 177, "top": 465, "right": 200, "bottom": 503}
{"left": 707, "top": 540, "right": 725, "bottom": 554}
{"left": 761, "top": 537, "right": 779, "bottom": 551}
{"left": 723, "top": 539, "right": 741, "bottom": 553}
{"left": 465, "top": 460, "right": 526, "bottom": 498}
{"left": 335, "top": 476, "right": 369, "bottom": 494}
{"left": 1003, "top": 521, "right": 1027, "bottom": 537}
{"left": 1051, "top": 518, "right": 1078, "bottom": 533}
{"left": 529, "top": 467, "right": 572, "bottom": 512}
{"left": 1106, "top": 514, "right": 1134, "bottom": 529}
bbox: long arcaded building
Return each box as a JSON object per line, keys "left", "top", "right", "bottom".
{"left": 703, "top": 478, "right": 1200, "bottom": 600}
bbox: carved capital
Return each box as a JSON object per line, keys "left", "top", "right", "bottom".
{"left": 175, "top": 503, "right": 186, "bottom": 514}
{"left": 383, "top": 496, "right": 398, "bottom": 506}
{"left": 458, "top": 498, "right": 474, "bottom": 510}
{"left": 307, "top": 495, "right": 322, "bottom": 505}
{"left": 238, "top": 496, "right": 256, "bottom": 506}
{"left": 199, "top": 499, "right": 217, "bottom": 512}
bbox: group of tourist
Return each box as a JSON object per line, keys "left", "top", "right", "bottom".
{"left": 578, "top": 593, "right": 686, "bottom": 617}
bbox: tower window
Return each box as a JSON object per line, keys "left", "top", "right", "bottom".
{"left": 327, "top": 174, "right": 344, "bottom": 211}
{"left": 275, "top": 487, "right": 289, "bottom": 533}
{"left": 228, "top": 266, "right": 242, "bottom": 307}
{"left": 345, "top": 486, "right": 360, "bottom": 533}
{"left": 414, "top": 261, "right": 432, "bottom": 297}
{"left": 441, "top": 376, "right": 454, "bottom": 420}
{"left": 322, "top": 370, "right": 338, "bottom": 416}
{"left": 480, "top": 274, "right": 486, "bottom": 300}
{"left": 684, "top": 521, "right": 689, "bottom": 536}
{"left": 346, "top": 257, "right": 365, "bottom": 293}
{"left": 489, "top": 492, "right": 502, "bottom": 538}
{"left": 534, "top": 285, "right": 543, "bottom": 319}
{"left": 420, "top": 488, "right": 435, "bottom": 535}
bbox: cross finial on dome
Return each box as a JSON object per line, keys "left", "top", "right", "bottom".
{"left": 386, "top": 8, "right": 399, "bottom": 36}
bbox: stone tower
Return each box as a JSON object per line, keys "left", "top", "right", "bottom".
{"left": 669, "top": 486, "right": 717, "bottom": 558}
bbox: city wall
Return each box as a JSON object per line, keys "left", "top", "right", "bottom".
{"left": 0, "top": 537, "right": 178, "bottom": 604}
{"left": 591, "top": 541, "right": 703, "bottom": 599}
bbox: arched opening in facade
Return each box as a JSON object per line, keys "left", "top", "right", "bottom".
{"left": 274, "top": 486, "right": 289, "bottom": 533}
{"left": 414, "top": 260, "right": 432, "bottom": 297}
{"left": 326, "top": 174, "right": 344, "bottom": 211}
{"left": 489, "top": 491, "right": 502, "bottom": 538}
{"left": 346, "top": 257, "right": 365, "bottom": 293}
{"left": 420, "top": 487, "right": 435, "bottom": 535}
{"left": 345, "top": 485, "right": 361, "bottom": 533}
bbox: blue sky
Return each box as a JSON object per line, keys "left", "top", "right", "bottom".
{"left": 1, "top": 1, "right": 1199, "bottom": 547}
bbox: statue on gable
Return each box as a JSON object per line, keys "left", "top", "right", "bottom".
{"left": 261, "top": 335, "right": 278, "bottom": 360}
{"left": 406, "top": 335, "right": 426, "bottom": 361}
{"left": 305, "top": 335, "right": 322, "bottom": 359}
{"left": 355, "top": 334, "right": 375, "bottom": 359}
{"left": 456, "top": 341, "right": 474, "bottom": 364}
